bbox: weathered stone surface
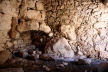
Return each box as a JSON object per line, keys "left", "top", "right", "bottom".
{"left": 36, "top": 1, "right": 44, "bottom": 10}
{"left": 0, "top": 0, "right": 18, "bottom": 51}
{"left": 45, "top": 37, "right": 74, "bottom": 58}
{"left": 24, "top": 10, "right": 41, "bottom": 20}
{"left": 17, "top": 20, "right": 39, "bottom": 32}
{"left": 0, "top": 45, "right": 5, "bottom": 51}
{"left": 6, "top": 41, "right": 13, "bottom": 48}
{"left": 39, "top": 22, "right": 51, "bottom": 33}
{"left": 100, "top": 51, "right": 108, "bottom": 59}
{"left": 60, "top": 25, "right": 76, "bottom": 41}
{"left": 0, "top": 50, "right": 11, "bottom": 65}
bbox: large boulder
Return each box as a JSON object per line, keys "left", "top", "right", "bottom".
{"left": 45, "top": 37, "right": 74, "bottom": 58}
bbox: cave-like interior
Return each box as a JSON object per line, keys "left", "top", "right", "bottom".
{"left": 0, "top": 0, "right": 108, "bottom": 72}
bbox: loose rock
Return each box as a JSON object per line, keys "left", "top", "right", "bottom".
{"left": 45, "top": 37, "right": 74, "bottom": 58}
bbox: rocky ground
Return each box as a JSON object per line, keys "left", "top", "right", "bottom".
{"left": 0, "top": 37, "right": 108, "bottom": 72}
{"left": 0, "top": 49, "right": 107, "bottom": 72}
{"left": 0, "top": 57, "right": 98, "bottom": 72}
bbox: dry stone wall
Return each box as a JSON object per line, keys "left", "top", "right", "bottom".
{"left": 0, "top": 0, "right": 108, "bottom": 59}
{"left": 44, "top": 0, "right": 108, "bottom": 59}
{"left": 0, "top": 0, "right": 51, "bottom": 51}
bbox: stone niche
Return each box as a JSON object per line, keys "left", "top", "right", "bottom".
{"left": 0, "top": 0, "right": 108, "bottom": 60}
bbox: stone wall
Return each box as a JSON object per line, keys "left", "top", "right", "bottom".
{"left": 0, "top": 0, "right": 108, "bottom": 59}
{"left": 0, "top": 0, "right": 51, "bottom": 51}
{"left": 44, "top": 0, "right": 108, "bottom": 59}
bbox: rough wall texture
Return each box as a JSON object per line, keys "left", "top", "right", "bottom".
{"left": 0, "top": 0, "right": 108, "bottom": 59}
{"left": 43, "top": 0, "right": 108, "bottom": 59}
{"left": 0, "top": 0, "right": 51, "bottom": 52}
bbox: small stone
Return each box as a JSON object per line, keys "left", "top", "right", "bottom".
{"left": 39, "top": 22, "right": 51, "bottom": 33}
{"left": 49, "top": 32, "right": 53, "bottom": 37}
{"left": 62, "top": 62, "right": 68, "bottom": 66}
{"left": 57, "top": 64, "right": 65, "bottom": 68}
{"left": 13, "top": 40, "right": 17, "bottom": 45}
{"left": 43, "top": 65, "right": 50, "bottom": 71}
{"left": 0, "top": 68, "right": 24, "bottom": 72}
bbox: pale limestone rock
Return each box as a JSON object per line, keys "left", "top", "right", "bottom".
{"left": 27, "top": 0, "right": 36, "bottom": 9}
{"left": 94, "top": 22, "right": 107, "bottom": 29}
{"left": 60, "top": 25, "right": 76, "bottom": 41}
{"left": 49, "top": 32, "right": 53, "bottom": 37}
{"left": 6, "top": 41, "right": 13, "bottom": 48}
{"left": 24, "top": 10, "right": 41, "bottom": 20}
{"left": 45, "top": 37, "right": 74, "bottom": 58}
{"left": 99, "top": 13, "right": 108, "bottom": 21}
{"left": 39, "top": 22, "right": 51, "bottom": 33}
{"left": 89, "top": 16, "right": 97, "bottom": 24}
{"left": 36, "top": 1, "right": 44, "bottom": 10}
{"left": 95, "top": 43, "right": 106, "bottom": 52}
{"left": 0, "top": 46, "right": 4, "bottom": 52}
{"left": 17, "top": 20, "right": 39, "bottom": 32}
{"left": 100, "top": 51, "right": 108, "bottom": 58}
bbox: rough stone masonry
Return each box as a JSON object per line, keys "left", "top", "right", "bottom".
{"left": 0, "top": 0, "right": 108, "bottom": 59}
